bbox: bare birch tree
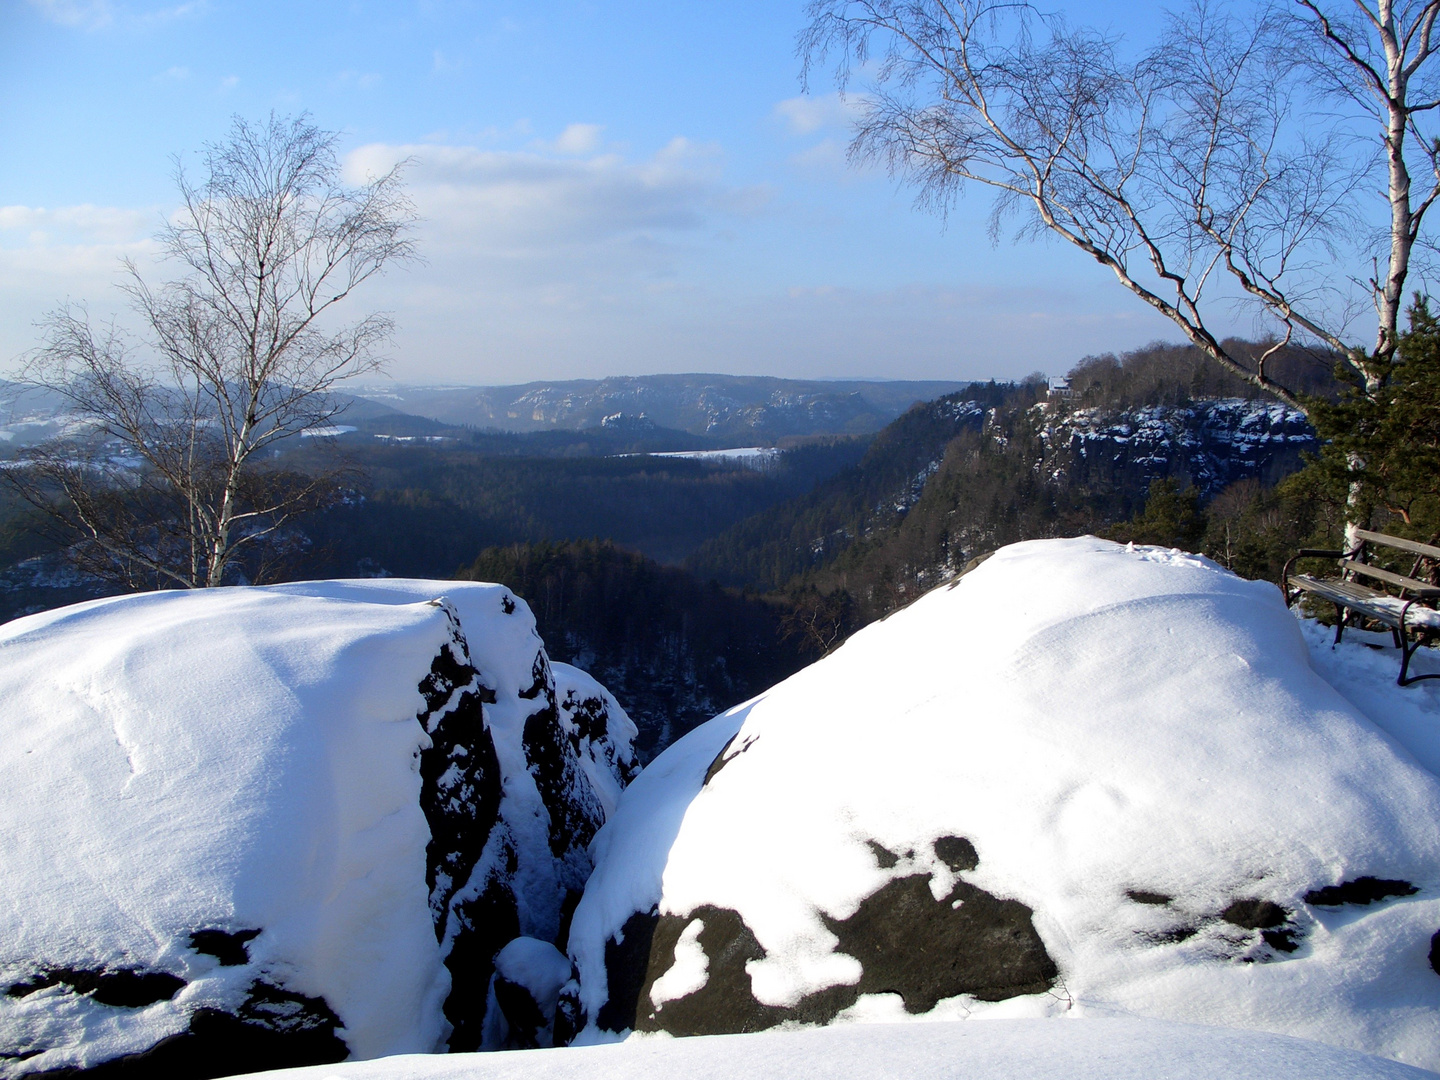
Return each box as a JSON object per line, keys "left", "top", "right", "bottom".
{"left": 799, "top": 0, "right": 1440, "bottom": 410}
{"left": 11, "top": 113, "right": 415, "bottom": 589}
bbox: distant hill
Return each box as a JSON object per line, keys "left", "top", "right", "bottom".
{"left": 350, "top": 375, "right": 970, "bottom": 439}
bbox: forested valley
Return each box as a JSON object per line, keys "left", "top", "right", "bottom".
{"left": 3, "top": 336, "right": 1419, "bottom": 760}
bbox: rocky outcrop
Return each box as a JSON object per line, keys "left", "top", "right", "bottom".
{"left": 1039, "top": 399, "right": 1316, "bottom": 496}
{"left": 561, "top": 539, "right": 1440, "bottom": 1068}
{"left": 0, "top": 579, "right": 635, "bottom": 1075}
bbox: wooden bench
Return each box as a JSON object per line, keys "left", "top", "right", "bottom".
{"left": 1282, "top": 528, "right": 1440, "bottom": 686}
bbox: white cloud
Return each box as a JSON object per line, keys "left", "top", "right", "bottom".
{"left": 27, "top": 0, "right": 203, "bottom": 29}
{"left": 27, "top": 0, "right": 113, "bottom": 29}
{"left": 551, "top": 123, "right": 604, "bottom": 156}
{"left": 345, "top": 139, "right": 734, "bottom": 260}
{"left": 332, "top": 70, "right": 381, "bottom": 91}
{"left": 0, "top": 204, "right": 154, "bottom": 244}
{"left": 773, "top": 93, "right": 862, "bottom": 135}
{"left": 789, "top": 137, "right": 849, "bottom": 171}
{"left": 0, "top": 205, "right": 164, "bottom": 368}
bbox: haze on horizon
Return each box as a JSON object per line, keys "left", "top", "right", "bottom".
{"left": 2, "top": 0, "right": 1251, "bottom": 387}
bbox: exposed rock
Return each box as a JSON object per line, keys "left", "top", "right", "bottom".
{"left": 628, "top": 854, "right": 1056, "bottom": 1038}
{"left": 1040, "top": 399, "right": 1317, "bottom": 497}
{"left": 442, "top": 847, "right": 522, "bottom": 1053}
{"left": 415, "top": 602, "right": 503, "bottom": 937}
{"left": 1221, "top": 899, "right": 1289, "bottom": 930}
{"left": 596, "top": 910, "right": 659, "bottom": 1034}
{"left": 6, "top": 969, "right": 184, "bottom": 1009}
{"left": 933, "top": 836, "right": 978, "bottom": 873}
{"left": 639, "top": 906, "right": 781, "bottom": 1036}
{"left": 1220, "top": 899, "right": 1300, "bottom": 954}
{"left": 26, "top": 980, "right": 346, "bottom": 1079}
{"left": 1304, "top": 879, "right": 1419, "bottom": 907}
{"left": 1126, "top": 891, "right": 1174, "bottom": 907}
{"left": 821, "top": 873, "right": 1056, "bottom": 1009}
{"left": 187, "top": 930, "right": 260, "bottom": 968}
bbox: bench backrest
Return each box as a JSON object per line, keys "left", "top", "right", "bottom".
{"left": 1352, "top": 528, "right": 1440, "bottom": 562}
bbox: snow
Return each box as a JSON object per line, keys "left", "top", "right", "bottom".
{"left": 565, "top": 538, "right": 1440, "bottom": 1069}
{"left": 646, "top": 447, "right": 780, "bottom": 467}
{"left": 0, "top": 577, "right": 635, "bottom": 1072}
{"left": 236, "top": 1018, "right": 1433, "bottom": 1079}
{"left": 0, "top": 585, "right": 452, "bottom": 1070}
{"left": 1297, "top": 623, "right": 1440, "bottom": 776}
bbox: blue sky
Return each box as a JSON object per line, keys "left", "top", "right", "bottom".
{"left": 2, "top": 0, "right": 1205, "bottom": 384}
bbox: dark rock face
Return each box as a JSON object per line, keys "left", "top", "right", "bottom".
{"left": 1430, "top": 930, "right": 1440, "bottom": 977}
{"left": 187, "top": 930, "right": 260, "bottom": 967}
{"left": 415, "top": 603, "right": 503, "bottom": 937}
{"left": 933, "top": 835, "right": 979, "bottom": 873}
{"left": 492, "top": 976, "right": 548, "bottom": 1049}
{"left": 1221, "top": 899, "right": 1288, "bottom": 930}
{"left": 640, "top": 906, "right": 782, "bottom": 1036}
{"left": 443, "top": 852, "right": 522, "bottom": 1053}
{"left": 821, "top": 873, "right": 1057, "bottom": 1009}
{"left": 1043, "top": 400, "right": 1317, "bottom": 497}
{"left": 487, "top": 938, "right": 572, "bottom": 1050}
{"left": 605, "top": 836, "right": 1057, "bottom": 1038}
{"left": 24, "top": 980, "right": 345, "bottom": 1080}
{"left": 1125, "top": 890, "right": 1174, "bottom": 907}
{"left": 596, "top": 909, "right": 660, "bottom": 1034}
{"left": 1222, "top": 898, "right": 1299, "bottom": 954}
{"left": 1304, "top": 878, "right": 1418, "bottom": 907}
{"left": 434, "top": 605, "right": 635, "bottom": 1051}
{"left": 702, "top": 734, "right": 757, "bottom": 787}
{"left": 524, "top": 687, "right": 602, "bottom": 863}
{"left": 552, "top": 979, "right": 583, "bottom": 1048}
{"left": 7, "top": 969, "right": 184, "bottom": 1009}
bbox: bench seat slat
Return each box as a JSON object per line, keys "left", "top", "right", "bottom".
{"left": 1339, "top": 560, "right": 1440, "bottom": 598}
{"left": 1289, "top": 576, "right": 1400, "bottom": 625}
{"left": 1289, "top": 575, "right": 1440, "bottom": 631}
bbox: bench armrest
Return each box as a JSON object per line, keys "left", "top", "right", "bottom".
{"left": 1295, "top": 549, "right": 1344, "bottom": 559}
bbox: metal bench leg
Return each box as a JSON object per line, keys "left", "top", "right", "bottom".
{"left": 1333, "top": 603, "right": 1346, "bottom": 646}
{"left": 1396, "top": 601, "right": 1440, "bottom": 686}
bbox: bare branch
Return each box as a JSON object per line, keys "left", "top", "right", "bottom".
{"left": 8, "top": 113, "right": 415, "bottom": 590}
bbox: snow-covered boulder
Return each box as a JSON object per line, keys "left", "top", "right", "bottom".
{"left": 0, "top": 579, "right": 635, "bottom": 1075}
{"left": 481, "top": 937, "right": 573, "bottom": 1050}
{"left": 563, "top": 538, "right": 1440, "bottom": 1070}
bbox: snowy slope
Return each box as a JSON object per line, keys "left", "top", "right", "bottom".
{"left": 238, "top": 1018, "right": 1435, "bottom": 1080}
{"left": 0, "top": 579, "right": 635, "bottom": 1075}
{"left": 563, "top": 538, "right": 1440, "bottom": 1070}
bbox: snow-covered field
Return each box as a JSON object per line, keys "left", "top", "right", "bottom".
{"left": 645, "top": 447, "right": 781, "bottom": 468}
{"left": 244, "top": 1018, "right": 1435, "bottom": 1079}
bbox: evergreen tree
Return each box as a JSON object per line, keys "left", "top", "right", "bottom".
{"left": 1309, "top": 299, "right": 1440, "bottom": 544}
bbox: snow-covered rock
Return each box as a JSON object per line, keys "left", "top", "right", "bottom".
{"left": 0, "top": 579, "right": 635, "bottom": 1075}
{"left": 563, "top": 538, "right": 1440, "bottom": 1071}
{"left": 482, "top": 938, "right": 573, "bottom": 1050}
{"left": 236, "top": 1017, "right": 1436, "bottom": 1080}
{"left": 1040, "top": 398, "right": 1316, "bottom": 495}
